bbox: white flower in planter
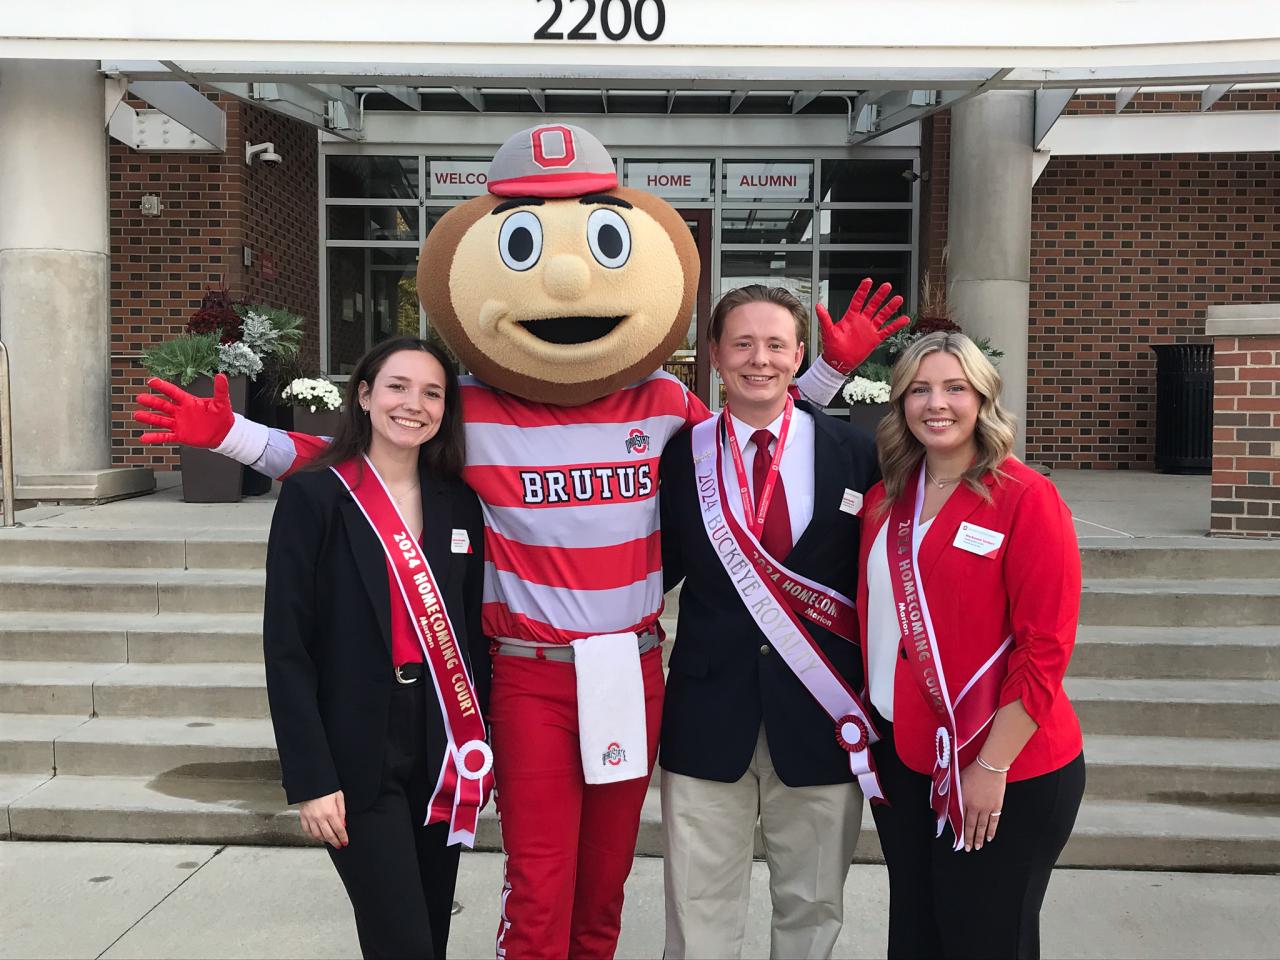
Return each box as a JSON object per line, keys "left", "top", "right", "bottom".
{"left": 842, "top": 376, "right": 891, "bottom": 405}
{"left": 282, "top": 377, "right": 343, "bottom": 413}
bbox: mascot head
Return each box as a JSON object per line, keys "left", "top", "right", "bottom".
{"left": 418, "top": 123, "right": 699, "bottom": 405}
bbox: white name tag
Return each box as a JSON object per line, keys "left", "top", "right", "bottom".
{"left": 953, "top": 522, "right": 1005, "bottom": 557}
{"left": 839, "top": 488, "right": 864, "bottom": 516}
{"left": 450, "top": 528, "right": 472, "bottom": 554}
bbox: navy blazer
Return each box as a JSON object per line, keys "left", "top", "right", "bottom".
{"left": 658, "top": 401, "right": 879, "bottom": 787}
{"left": 262, "top": 464, "right": 488, "bottom": 812}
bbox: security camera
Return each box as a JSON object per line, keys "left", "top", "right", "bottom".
{"left": 245, "top": 142, "right": 282, "bottom": 166}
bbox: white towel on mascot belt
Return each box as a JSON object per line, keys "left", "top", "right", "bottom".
{"left": 571, "top": 632, "right": 647, "bottom": 784}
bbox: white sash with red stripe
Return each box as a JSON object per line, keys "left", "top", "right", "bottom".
{"left": 690, "top": 415, "right": 884, "bottom": 802}
{"left": 888, "top": 467, "right": 1011, "bottom": 850}
{"left": 331, "top": 456, "right": 495, "bottom": 847}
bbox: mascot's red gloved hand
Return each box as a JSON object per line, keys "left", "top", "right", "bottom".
{"left": 134, "top": 373, "right": 234, "bottom": 448}
{"left": 816, "top": 278, "right": 913, "bottom": 374}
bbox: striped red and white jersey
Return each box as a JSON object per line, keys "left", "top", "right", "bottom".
{"left": 252, "top": 371, "right": 709, "bottom": 645}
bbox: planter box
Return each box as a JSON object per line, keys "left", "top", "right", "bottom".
{"left": 292, "top": 408, "right": 343, "bottom": 440}
{"left": 846, "top": 402, "right": 891, "bottom": 436}
{"left": 179, "top": 375, "right": 247, "bottom": 503}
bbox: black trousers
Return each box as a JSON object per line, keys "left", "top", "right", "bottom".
{"left": 328, "top": 680, "right": 461, "bottom": 960}
{"left": 868, "top": 715, "right": 1085, "bottom": 960}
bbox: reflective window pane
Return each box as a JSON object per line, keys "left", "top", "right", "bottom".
{"left": 624, "top": 160, "right": 714, "bottom": 202}
{"left": 721, "top": 208, "right": 814, "bottom": 246}
{"left": 327, "top": 205, "right": 420, "bottom": 242}
{"left": 327, "top": 248, "right": 421, "bottom": 375}
{"left": 326, "top": 155, "right": 419, "bottom": 199}
{"left": 720, "top": 251, "right": 814, "bottom": 313}
{"left": 820, "top": 159, "right": 914, "bottom": 203}
{"left": 722, "top": 161, "right": 814, "bottom": 203}
{"left": 819, "top": 251, "right": 912, "bottom": 328}
{"left": 819, "top": 208, "right": 912, "bottom": 245}
{"left": 327, "top": 248, "right": 367, "bottom": 374}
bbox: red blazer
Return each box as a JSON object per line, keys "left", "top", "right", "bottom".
{"left": 857, "top": 457, "right": 1083, "bottom": 782}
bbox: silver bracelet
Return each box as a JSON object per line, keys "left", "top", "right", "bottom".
{"left": 976, "top": 755, "right": 1011, "bottom": 774}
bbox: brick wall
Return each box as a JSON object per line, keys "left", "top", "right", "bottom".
{"left": 1209, "top": 330, "right": 1280, "bottom": 538}
{"left": 109, "top": 95, "right": 318, "bottom": 470}
{"left": 919, "top": 111, "right": 950, "bottom": 303}
{"left": 921, "top": 94, "right": 1280, "bottom": 468}
{"left": 1027, "top": 150, "right": 1280, "bottom": 467}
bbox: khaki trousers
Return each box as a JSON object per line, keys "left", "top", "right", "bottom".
{"left": 661, "top": 726, "right": 863, "bottom": 960}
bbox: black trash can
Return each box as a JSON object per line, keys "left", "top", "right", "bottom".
{"left": 1151, "top": 343, "right": 1213, "bottom": 474}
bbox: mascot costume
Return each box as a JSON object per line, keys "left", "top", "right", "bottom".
{"left": 136, "top": 123, "right": 907, "bottom": 959}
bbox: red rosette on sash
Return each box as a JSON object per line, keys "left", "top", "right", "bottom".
{"left": 836, "top": 714, "right": 869, "bottom": 753}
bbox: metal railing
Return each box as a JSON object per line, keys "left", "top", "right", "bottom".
{"left": 0, "top": 339, "right": 14, "bottom": 527}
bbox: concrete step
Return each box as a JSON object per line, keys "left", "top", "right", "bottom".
{"left": 0, "top": 567, "right": 264, "bottom": 615}
{"left": 9, "top": 776, "right": 1279, "bottom": 871}
{"left": 1083, "top": 734, "right": 1280, "bottom": 802}
{"left": 0, "top": 773, "right": 54, "bottom": 836}
{"left": 91, "top": 663, "right": 269, "bottom": 719}
{"left": 0, "top": 612, "right": 262, "bottom": 664}
{"left": 1071, "top": 626, "right": 1280, "bottom": 681}
{"left": 0, "top": 662, "right": 121, "bottom": 715}
{"left": 1080, "top": 578, "right": 1280, "bottom": 627}
{"left": 0, "top": 662, "right": 267, "bottom": 718}
{"left": 1067, "top": 677, "right": 1280, "bottom": 739}
{"left": 0, "top": 714, "right": 89, "bottom": 775}
{"left": 1062, "top": 800, "right": 1280, "bottom": 872}
{"left": 1081, "top": 542, "right": 1280, "bottom": 580}
{"left": 0, "top": 528, "right": 266, "bottom": 570}
{"left": 49, "top": 716, "right": 280, "bottom": 780}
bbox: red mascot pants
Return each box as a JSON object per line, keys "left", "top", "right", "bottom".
{"left": 488, "top": 645, "right": 664, "bottom": 960}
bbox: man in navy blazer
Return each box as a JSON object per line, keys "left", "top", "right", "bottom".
{"left": 657, "top": 285, "right": 881, "bottom": 959}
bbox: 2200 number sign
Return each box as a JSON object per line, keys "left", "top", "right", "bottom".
{"left": 535, "top": 0, "right": 666, "bottom": 41}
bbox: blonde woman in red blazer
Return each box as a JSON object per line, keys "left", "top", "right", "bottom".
{"left": 856, "top": 331, "right": 1084, "bottom": 960}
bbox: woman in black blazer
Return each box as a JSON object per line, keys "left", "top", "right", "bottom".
{"left": 263, "top": 337, "right": 489, "bottom": 960}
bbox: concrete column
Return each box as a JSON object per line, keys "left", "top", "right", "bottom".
{"left": 946, "top": 90, "right": 1034, "bottom": 458}
{"left": 0, "top": 59, "right": 151, "bottom": 501}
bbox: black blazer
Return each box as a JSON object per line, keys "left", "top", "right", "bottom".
{"left": 262, "top": 464, "right": 488, "bottom": 812}
{"left": 658, "top": 402, "right": 879, "bottom": 787}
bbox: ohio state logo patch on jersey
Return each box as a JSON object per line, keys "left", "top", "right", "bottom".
{"left": 602, "top": 742, "right": 628, "bottom": 767}
{"left": 625, "top": 429, "right": 651, "bottom": 455}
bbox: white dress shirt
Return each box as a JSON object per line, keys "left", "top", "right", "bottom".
{"left": 866, "top": 514, "right": 934, "bottom": 721}
{"left": 720, "top": 406, "right": 816, "bottom": 548}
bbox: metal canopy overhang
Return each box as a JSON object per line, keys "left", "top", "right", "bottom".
{"left": 5, "top": 0, "right": 1279, "bottom": 148}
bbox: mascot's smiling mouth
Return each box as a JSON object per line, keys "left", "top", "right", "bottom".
{"left": 517, "top": 315, "right": 626, "bottom": 345}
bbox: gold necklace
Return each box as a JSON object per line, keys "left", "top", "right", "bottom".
{"left": 925, "top": 467, "right": 961, "bottom": 489}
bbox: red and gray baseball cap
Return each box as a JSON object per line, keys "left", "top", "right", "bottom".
{"left": 487, "top": 123, "right": 618, "bottom": 198}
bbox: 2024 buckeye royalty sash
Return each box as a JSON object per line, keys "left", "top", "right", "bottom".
{"left": 331, "top": 456, "right": 494, "bottom": 848}
{"left": 888, "top": 466, "right": 1012, "bottom": 850}
{"left": 690, "top": 413, "right": 884, "bottom": 802}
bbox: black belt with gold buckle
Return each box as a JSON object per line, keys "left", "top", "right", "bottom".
{"left": 395, "top": 662, "right": 425, "bottom": 684}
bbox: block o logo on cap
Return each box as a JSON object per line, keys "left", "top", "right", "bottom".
{"left": 487, "top": 122, "right": 619, "bottom": 198}
{"left": 531, "top": 125, "right": 576, "bottom": 169}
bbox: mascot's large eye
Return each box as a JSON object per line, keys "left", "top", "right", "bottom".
{"left": 586, "top": 208, "right": 631, "bottom": 269}
{"left": 499, "top": 211, "right": 543, "bottom": 272}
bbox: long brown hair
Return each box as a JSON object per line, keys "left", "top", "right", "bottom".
{"left": 307, "top": 337, "right": 465, "bottom": 480}
{"left": 874, "top": 331, "right": 1017, "bottom": 516}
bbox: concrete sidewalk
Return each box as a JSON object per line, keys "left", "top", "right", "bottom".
{"left": 4, "top": 842, "right": 1279, "bottom": 960}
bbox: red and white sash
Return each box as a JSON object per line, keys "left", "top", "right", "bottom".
{"left": 888, "top": 466, "right": 1011, "bottom": 849}
{"left": 691, "top": 413, "right": 884, "bottom": 802}
{"left": 331, "top": 456, "right": 495, "bottom": 848}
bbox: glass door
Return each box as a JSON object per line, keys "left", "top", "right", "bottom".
{"left": 666, "top": 209, "right": 713, "bottom": 406}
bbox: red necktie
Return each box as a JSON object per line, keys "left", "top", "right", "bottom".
{"left": 751, "top": 429, "right": 792, "bottom": 560}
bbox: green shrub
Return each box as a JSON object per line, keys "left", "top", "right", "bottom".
{"left": 141, "top": 333, "right": 220, "bottom": 387}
